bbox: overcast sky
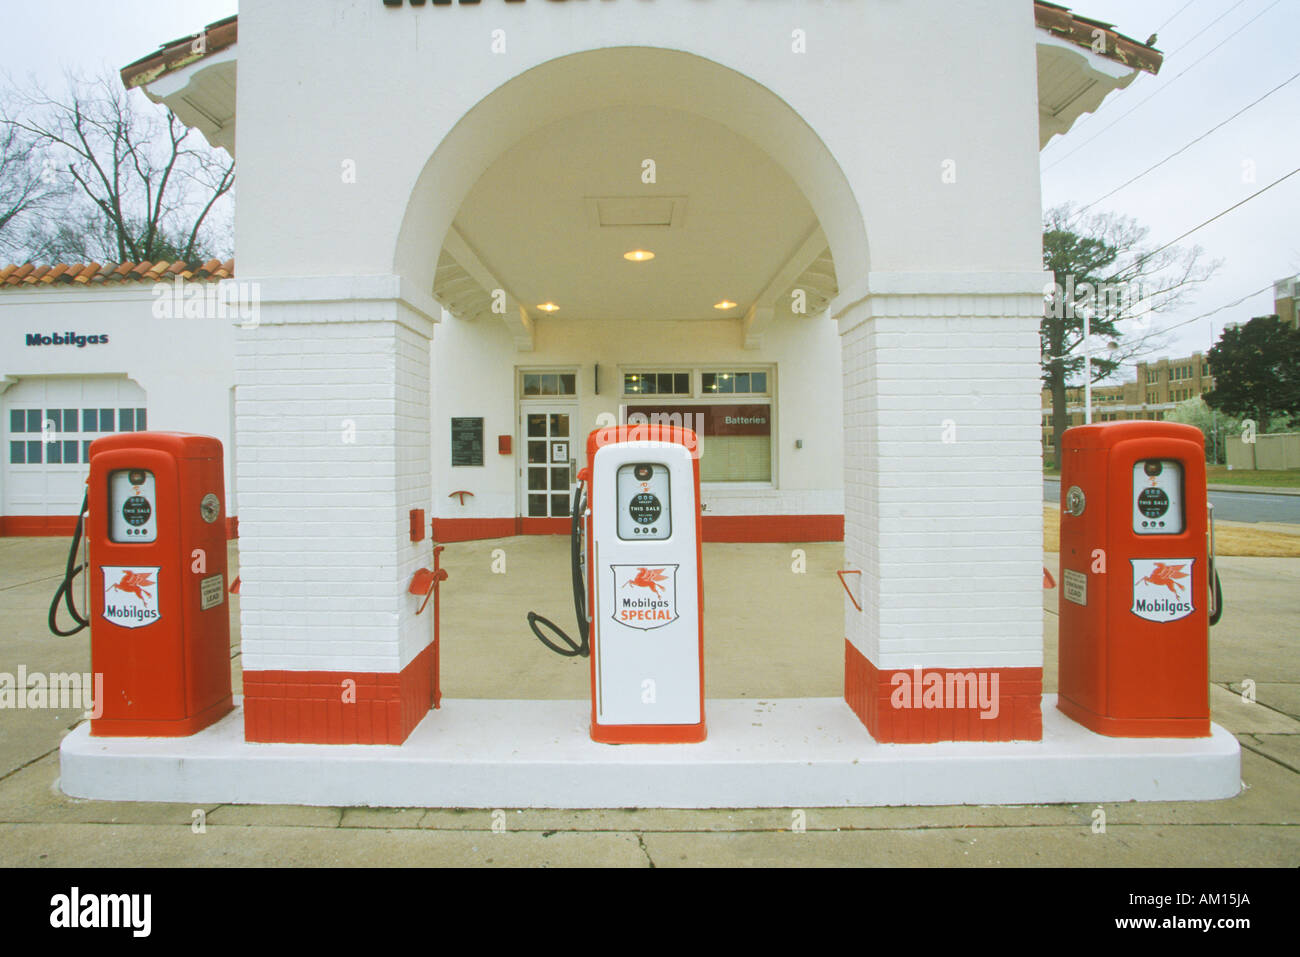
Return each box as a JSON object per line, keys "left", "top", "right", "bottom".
{"left": 1, "top": 0, "right": 1296, "bottom": 384}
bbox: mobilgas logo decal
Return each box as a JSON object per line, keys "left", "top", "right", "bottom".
{"left": 25, "top": 332, "right": 108, "bottom": 347}
{"left": 611, "top": 564, "right": 678, "bottom": 631}
{"left": 1130, "top": 558, "right": 1194, "bottom": 623}
{"left": 102, "top": 566, "right": 161, "bottom": 629}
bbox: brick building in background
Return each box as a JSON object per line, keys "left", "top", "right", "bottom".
{"left": 1042, "top": 351, "right": 1215, "bottom": 456}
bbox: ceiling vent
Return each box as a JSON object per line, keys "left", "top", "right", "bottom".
{"left": 586, "top": 196, "right": 687, "bottom": 229}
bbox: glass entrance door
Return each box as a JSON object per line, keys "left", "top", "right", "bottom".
{"left": 521, "top": 406, "right": 576, "bottom": 518}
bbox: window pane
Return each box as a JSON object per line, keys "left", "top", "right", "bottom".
{"left": 549, "top": 414, "right": 569, "bottom": 437}
{"left": 523, "top": 374, "right": 541, "bottom": 396}
{"left": 9, "top": 441, "right": 24, "bottom": 464}
{"left": 527, "top": 494, "right": 547, "bottom": 517}
{"left": 702, "top": 373, "right": 718, "bottom": 394}
{"left": 9, "top": 410, "right": 24, "bottom": 433}
{"left": 46, "top": 409, "right": 62, "bottom": 431}
{"left": 47, "top": 441, "right": 63, "bottom": 464}
{"left": 541, "top": 374, "right": 559, "bottom": 396}
{"left": 528, "top": 468, "right": 547, "bottom": 491}
{"left": 136, "top": 409, "right": 146, "bottom": 430}
{"left": 658, "top": 373, "right": 674, "bottom": 394}
{"left": 63, "top": 409, "right": 78, "bottom": 432}
{"left": 624, "top": 374, "right": 641, "bottom": 395}
{"left": 528, "top": 441, "right": 547, "bottom": 464}
{"left": 82, "top": 440, "right": 92, "bottom": 462}
{"left": 99, "top": 409, "right": 114, "bottom": 432}
{"left": 751, "top": 372, "right": 767, "bottom": 393}
{"left": 719, "top": 374, "right": 734, "bottom": 394}
{"left": 551, "top": 494, "right": 570, "bottom": 517}
{"left": 675, "top": 373, "right": 689, "bottom": 395}
{"left": 550, "top": 467, "right": 569, "bottom": 489}
{"left": 735, "top": 372, "right": 750, "bottom": 393}
{"left": 25, "top": 441, "right": 41, "bottom": 463}
{"left": 699, "top": 435, "right": 772, "bottom": 482}
{"left": 26, "top": 409, "right": 41, "bottom": 432}
{"left": 526, "top": 414, "right": 546, "bottom": 437}
{"left": 559, "top": 374, "right": 575, "bottom": 396}
{"left": 641, "top": 375, "right": 657, "bottom": 395}
{"left": 63, "top": 440, "right": 78, "bottom": 463}
{"left": 119, "top": 409, "right": 135, "bottom": 432}
{"left": 82, "top": 409, "right": 97, "bottom": 432}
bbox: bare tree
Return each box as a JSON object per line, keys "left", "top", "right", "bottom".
{"left": 0, "top": 70, "right": 233, "bottom": 265}
{"left": 1042, "top": 203, "right": 1219, "bottom": 460}
{"left": 0, "top": 121, "right": 72, "bottom": 262}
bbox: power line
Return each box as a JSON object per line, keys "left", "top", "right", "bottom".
{"left": 1076, "top": 69, "right": 1300, "bottom": 214}
{"left": 1043, "top": 0, "right": 1285, "bottom": 173}
{"left": 1130, "top": 165, "right": 1300, "bottom": 272}
{"left": 1166, "top": 0, "right": 1251, "bottom": 56}
{"left": 1157, "top": 0, "right": 1200, "bottom": 32}
{"left": 1122, "top": 281, "right": 1274, "bottom": 356}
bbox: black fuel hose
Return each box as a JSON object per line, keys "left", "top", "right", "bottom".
{"left": 527, "top": 484, "right": 590, "bottom": 657}
{"left": 49, "top": 491, "right": 90, "bottom": 637}
{"left": 1209, "top": 563, "right": 1223, "bottom": 626}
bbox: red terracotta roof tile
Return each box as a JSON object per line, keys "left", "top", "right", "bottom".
{"left": 1035, "top": 1, "right": 1161, "bottom": 74}
{"left": 121, "top": 15, "right": 237, "bottom": 90}
{"left": 0, "top": 259, "right": 233, "bottom": 291}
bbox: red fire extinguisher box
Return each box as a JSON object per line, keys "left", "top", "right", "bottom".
{"left": 86, "top": 432, "right": 234, "bottom": 736}
{"left": 1057, "top": 421, "right": 1210, "bottom": 737}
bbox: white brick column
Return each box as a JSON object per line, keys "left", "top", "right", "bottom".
{"left": 837, "top": 272, "right": 1048, "bottom": 742}
{"left": 233, "top": 277, "right": 439, "bottom": 744}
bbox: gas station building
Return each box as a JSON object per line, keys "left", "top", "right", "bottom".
{"left": 2, "top": 1, "right": 1243, "bottom": 808}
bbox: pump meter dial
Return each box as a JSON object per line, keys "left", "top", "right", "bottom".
{"left": 1065, "top": 485, "right": 1086, "bottom": 517}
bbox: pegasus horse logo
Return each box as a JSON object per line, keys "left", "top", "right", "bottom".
{"left": 624, "top": 567, "right": 670, "bottom": 596}
{"left": 1136, "top": 562, "right": 1188, "bottom": 597}
{"left": 109, "top": 570, "right": 156, "bottom": 603}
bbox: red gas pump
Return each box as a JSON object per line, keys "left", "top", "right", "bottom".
{"left": 1057, "top": 421, "right": 1218, "bottom": 737}
{"left": 81, "top": 433, "right": 234, "bottom": 736}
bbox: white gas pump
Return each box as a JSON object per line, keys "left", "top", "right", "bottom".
{"left": 528, "top": 424, "right": 705, "bottom": 744}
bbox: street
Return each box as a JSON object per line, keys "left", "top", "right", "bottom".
{"left": 1045, "top": 478, "right": 1300, "bottom": 525}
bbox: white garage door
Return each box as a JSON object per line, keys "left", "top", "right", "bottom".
{"left": 4, "top": 376, "right": 147, "bottom": 517}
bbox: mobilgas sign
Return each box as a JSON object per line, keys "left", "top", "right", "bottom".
{"left": 25, "top": 331, "right": 109, "bottom": 347}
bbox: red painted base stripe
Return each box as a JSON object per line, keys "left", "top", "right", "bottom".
{"left": 844, "top": 640, "right": 1043, "bottom": 742}
{"left": 0, "top": 515, "right": 79, "bottom": 536}
{"left": 243, "top": 640, "right": 437, "bottom": 745}
{"left": 433, "top": 517, "right": 516, "bottom": 542}
{"left": 703, "top": 514, "right": 843, "bottom": 542}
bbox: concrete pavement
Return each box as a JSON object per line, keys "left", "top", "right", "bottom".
{"left": 0, "top": 533, "right": 1296, "bottom": 866}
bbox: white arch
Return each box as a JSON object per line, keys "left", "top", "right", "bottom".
{"left": 393, "top": 46, "right": 869, "bottom": 298}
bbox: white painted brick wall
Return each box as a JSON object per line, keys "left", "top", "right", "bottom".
{"left": 235, "top": 299, "right": 434, "bottom": 673}
{"left": 840, "top": 290, "right": 1044, "bottom": 670}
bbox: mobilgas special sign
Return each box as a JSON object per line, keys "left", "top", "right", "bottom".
{"left": 1130, "top": 558, "right": 1195, "bottom": 623}
{"left": 610, "top": 564, "right": 679, "bottom": 631}
{"left": 102, "top": 566, "right": 161, "bottom": 629}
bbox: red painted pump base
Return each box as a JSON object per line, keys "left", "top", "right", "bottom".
{"left": 91, "top": 695, "right": 235, "bottom": 738}
{"left": 1056, "top": 694, "right": 1209, "bottom": 739}
{"left": 590, "top": 721, "right": 707, "bottom": 745}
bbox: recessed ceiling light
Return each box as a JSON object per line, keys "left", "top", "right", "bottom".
{"left": 714, "top": 300, "right": 737, "bottom": 310}
{"left": 624, "top": 249, "right": 655, "bottom": 262}
{"left": 537, "top": 302, "right": 560, "bottom": 312}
